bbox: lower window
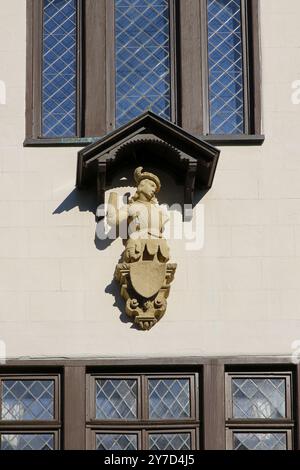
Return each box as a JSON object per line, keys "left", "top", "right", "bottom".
{"left": 227, "top": 430, "right": 292, "bottom": 451}
{"left": 86, "top": 372, "right": 200, "bottom": 450}
{"left": 0, "top": 374, "right": 61, "bottom": 450}
{"left": 0, "top": 432, "right": 58, "bottom": 451}
{"left": 225, "top": 371, "right": 294, "bottom": 450}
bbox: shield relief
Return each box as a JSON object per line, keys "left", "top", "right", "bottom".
{"left": 130, "top": 261, "right": 166, "bottom": 298}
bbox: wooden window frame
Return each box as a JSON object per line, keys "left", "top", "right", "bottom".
{"left": 225, "top": 371, "right": 295, "bottom": 450}
{"left": 25, "top": 0, "right": 263, "bottom": 147}
{"left": 86, "top": 371, "right": 200, "bottom": 450}
{"left": 0, "top": 373, "right": 61, "bottom": 450}
{"left": 197, "top": 0, "right": 262, "bottom": 141}
{"left": 1, "top": 358, "right": 297, "bottom": 450}
{"left": 25, "top": 0, "right": 83, "bottom": 145}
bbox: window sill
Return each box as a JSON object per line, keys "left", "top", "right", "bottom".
{"left": 203, "top": 134, "right": 265, "bottom": 146}
{"left": 23, "top": 137, "right": 98, "bottom": 147}
{"left": 24, "top": 134, "right": 265, "bottom": 148}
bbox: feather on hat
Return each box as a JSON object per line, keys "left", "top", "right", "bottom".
{"left": 134, "top": 167, "right": 161, "bottom": 192}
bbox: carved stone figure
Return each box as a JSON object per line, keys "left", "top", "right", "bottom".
{"left": 107, "top": 167, "right": 177, "bottom": 330}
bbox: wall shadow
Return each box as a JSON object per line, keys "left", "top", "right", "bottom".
{"left": 53, "top": 188, "right": 97, "bottom": 215}
{"left": 105, "top": 279, "right": 140, "bottom": 329}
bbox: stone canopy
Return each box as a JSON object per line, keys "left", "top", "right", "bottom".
{"left": 76, "top": 111, "right": 220, "bottom": 207}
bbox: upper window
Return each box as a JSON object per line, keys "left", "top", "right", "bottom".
{"left": 25, "top": 0, "right": 262, "bottom": 145}
{"left": 115, "top": 0, "right": 172, "bottom": 127}
{"left": 207, "top": 0, "right": 245, "bottom": 134}
{"left": 42, "top": 0, "right": 78, "bottom": 137}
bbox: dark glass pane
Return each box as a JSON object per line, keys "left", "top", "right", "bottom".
{"left": 148, "top": 378, "right": 191, "bottom": 419}
{"left": 1, "top": 434, "right": 54, "bottom": 450}
{"left": 233, "top": 432, "right": 287, "bottom": 450}
{"left": 207, "top": 0, "right": 245, "bottom": 134}
{"left": 232, "top": 378, "right": 286, "bottom": 419}
{"left": 96, "top": 433, "right": 138, "bottom": 450}
{"left": 96, "top": 379, "right": 137, "bottom": 420}
{"left": 149, "top": 433, "right": 191, "bottom": 450}
{"left": 115, "top": 0, "right": 171, "bottom": 127}
{"left": 1, "top": 380, "right": 55, "bottom": 421}
{"left": 42, "top": 0, "right": 77, "bottom": 137}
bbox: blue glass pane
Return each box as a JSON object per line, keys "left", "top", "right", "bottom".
{"left": 42, "top": 0, "right": 77, "bottom": 137}
{"left": 115, "top": 0, "right": 171, "bottom": 127}
{"left": 207, "top": 0, "right": 245, "bottom": 134}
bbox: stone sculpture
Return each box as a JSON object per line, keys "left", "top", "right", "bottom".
{"left": 107, "top": 167, "right": 177, "bottom": 330}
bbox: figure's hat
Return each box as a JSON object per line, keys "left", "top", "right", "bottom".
{"left": 134, "top": 167, "right": 161, "bottom": 192}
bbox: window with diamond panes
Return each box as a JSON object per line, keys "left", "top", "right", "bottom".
{"left": 148, "top": 432, "right": 192, "bottom": 451}
{"left": 42, "top": 0, "right": 78, "bottom": 138}
{"left": 225, "top": 373, "right": 294, "bottom": 450}
{"left": 27, "top": 0, "right": 261, "bottom": 143}
{"left": 0, "top": 375, "right": 61, "bottom": 451}
{"left": 231, "top": 431, "right": 290, "bottom": 451}
{"left": 148, "top": 377, "right": 191, "bottom": 419}
{"left": 95, "top": 378, "right": 138, "bottom": 420}
{"left": 207, "top": 0, "right": 246, "bottom": 134}
{"left": 96, "top": 432, "right": 139, "bottom": 451}
{"left": 87, "top": 373, "right": 199, "bottom": 450}
{"left": 114, "top": 0, "right": 172, "bottom": 127}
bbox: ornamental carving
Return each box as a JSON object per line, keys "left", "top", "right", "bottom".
{"left": 107, "top": 167, "right": 176, "bottom": 330}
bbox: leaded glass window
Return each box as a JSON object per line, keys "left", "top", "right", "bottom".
{"left": 207, "top": 0, "right": 245, "bottom": 134}
{"left": 232, "top": 378, "right": 286, "bottom": 419}
{"left": 0, "top": 433, "right": 55, "bottom": 451}
{"left": 96, "top": 433, "right": 138, "bottom": 451}
{"left": 114, "top": 0, "right": 172, "bottom": 127}
{"left": 95, "top": 379, "right": 138, "bottom": 420}
{"left": 226, "top": 373, "right": 293, "bottom": 451}
{"left": 0, "top": 375, "right": 60, "bottom": 450}
{"left": 27, "top": 0, "right": 262, "bottom": 143}
{"left": 2, "top": 380, "right": 55, "bottom": 421}
{"left": 87, "top": 373, "right": 199, "bottom": 450}
{"left": 148, "top": 378, "right": 191, "bottom": 419}
{"left": 233, "top": 432, "right": 288, "bottom": 451}
{"left": 42, "top": 0, "right": 78, "bottom": 137}
{"left": 149, "top": 432, "right": 192, "bottom": 450}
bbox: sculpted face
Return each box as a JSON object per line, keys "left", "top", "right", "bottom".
{"left": 138, "top": 178, "right": 157, "bottom": 201}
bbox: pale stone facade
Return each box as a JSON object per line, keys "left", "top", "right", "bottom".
{"left": 0, "top": 0, "right": 300, "bottom": 360}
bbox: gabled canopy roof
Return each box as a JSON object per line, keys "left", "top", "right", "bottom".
{"left": 76, "top": 111, "right": 220, "bottom": 206}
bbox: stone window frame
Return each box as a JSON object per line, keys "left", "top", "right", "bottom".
{"left": 24, "top": 0, "right": 264, "bottom": 148}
